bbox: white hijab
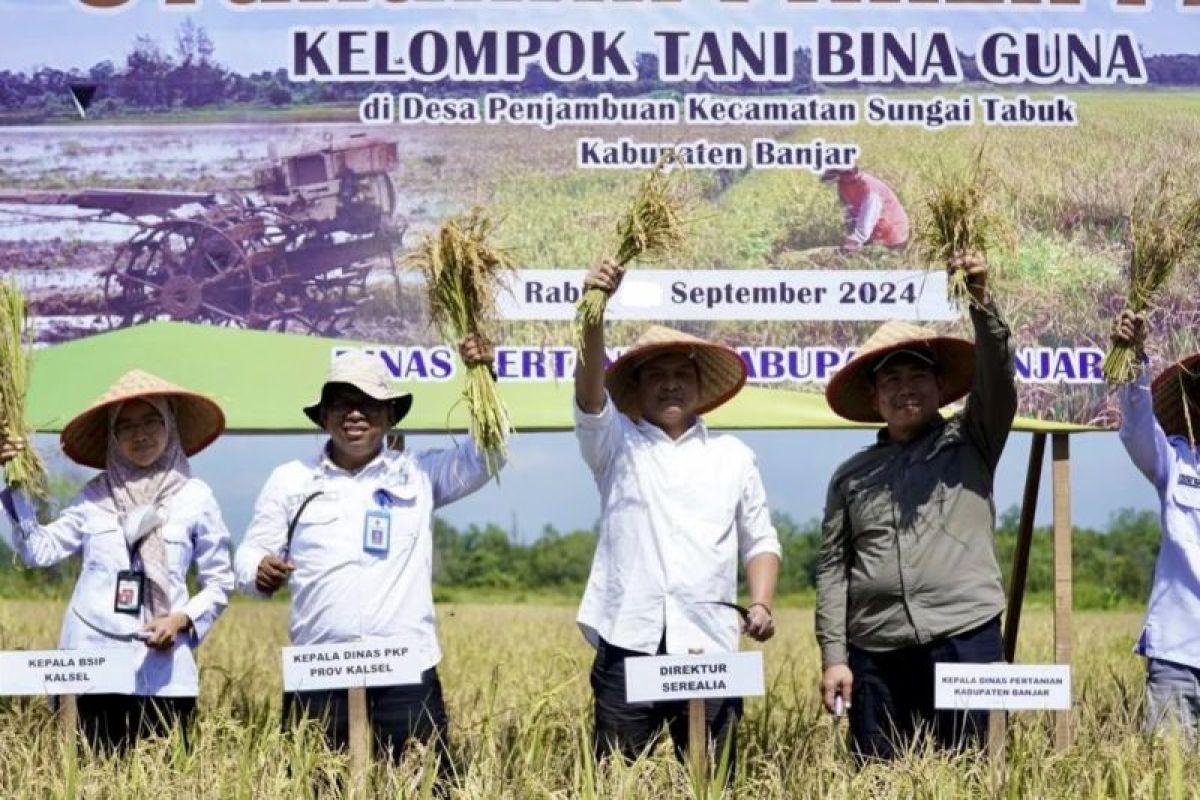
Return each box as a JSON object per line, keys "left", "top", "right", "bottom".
{"left": 101, "top": 396, "right": 191, "bottom": 516}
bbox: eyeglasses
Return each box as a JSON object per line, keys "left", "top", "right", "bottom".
{"left": 324, "top": 397, "right": 389, "bottom": 417}
{"left": 113, "top": 417, "right": 166, "bottom": 441}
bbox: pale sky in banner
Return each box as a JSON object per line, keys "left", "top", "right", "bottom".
{"left": 33, "top": 427, "right": 1161, "bottom": 542}
{"left": 1, "top": 0, "right": 1196, "bottom": 73}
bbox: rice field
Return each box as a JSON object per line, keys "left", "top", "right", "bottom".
{"left": 0, "top": 599, "right": 1192, "bottom": 799}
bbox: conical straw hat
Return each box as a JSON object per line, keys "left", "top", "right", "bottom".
{"left": 60, "top": 370, "right": 226, "bottom": 469}
{"left": 606, "top": 325, "right": 747, "bottom": 418}
{"left": 825, "top": 320, "right": 975, "bottom": 423}
{"left": 1152, "top": 353, "right": 1200, "bottom": 441}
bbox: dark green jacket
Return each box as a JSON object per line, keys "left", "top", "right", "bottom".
{"left": 816, "top": 301, "right": 1017, "bottom": 668}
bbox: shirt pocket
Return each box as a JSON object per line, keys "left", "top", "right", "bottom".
{"left": 81, "top": 528, "right": 126, "bottom": 572}
{"left": 161, "top": 524, "right": 194, "bottom": 579}
{"left": 376, "top": 483, "right": 423, "bottom": 562}
{"left": 846, "top": 477, "right": 893, "bottom": 538}
{"left": 287, "top": 494, "right": 349, "bottom": 560}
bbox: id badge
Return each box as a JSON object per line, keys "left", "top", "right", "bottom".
{"left": 1174, "top": 469, "right": 1200, "bottom": 510}
{"left": 114, "top": 570, "right": 145, "bottom": 615}
{"left": 363, "top": 510, "right": 391, "bottom": 555}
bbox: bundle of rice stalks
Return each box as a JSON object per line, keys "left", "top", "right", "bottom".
{"left": 913, "top": 150, "right": 1007, "bottom": 309}
{"left": 0, "top": 283, "right": 46, "bottom": 499}
{"left": 407, "top": 208, "right": 517, "bottom": 476}
{"left": 1103, "top": 174, "right": 1200, "bottom": 384}
{"left": 575, "top": 153, "right": 688, "bottom": 356}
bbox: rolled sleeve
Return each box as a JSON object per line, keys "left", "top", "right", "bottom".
{"left": 736, "top": 456, "right": 781, "bottom": 564}
{"left": 574, "top": 390, "right": 622, "bottom": 478}
{"left": 815, "top": 481, "right": 850, "bottom": 668}
{"left": 181, "top": 493, "right": 234, "bottom": 643}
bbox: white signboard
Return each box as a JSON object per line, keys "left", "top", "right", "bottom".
{"left": 498, "top": 269, "right": 955, "bottom": 322}
{"left": 281, "top": 640, "right": 422, "bottom": 692}
{"left": 625, "top": 651, "right": 765, "bottom": 704}
{"left": 0, "top": 649, "right": 136, "bottom": 696}
{"left": 935, "top": 663, "right": 1072, "bottom": 711}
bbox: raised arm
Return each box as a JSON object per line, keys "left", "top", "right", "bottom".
{"left": 0, "top": 436, "right": 92, "bottom": 568}
{"left": 958, "top": 254, "right": 1018, "bottom": 472}
{"left": 1112, "top": 311, "right": 1171, "bottom": 490}
{"left": 575, "top": 259, "right": 624, "bottom": 414}
{"left": 418, "top": 437, "right": 495, "bottom": 509}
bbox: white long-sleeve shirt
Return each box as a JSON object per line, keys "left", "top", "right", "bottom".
{"left": 1119, "top": 371, "right": 1200, "bottom": 670}
{"left": 575, "top": 393, "right": 782, "bottom": 656}
{"left": 1, "top": 478, "right": 234, "bottom": 697}
{"left": 234, "top": 441, "right": 493, "bottom": 670}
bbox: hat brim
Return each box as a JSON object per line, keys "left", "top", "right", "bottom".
{"left": 605, "top": 341, "right": 747, "bottom": 419}
{"left": 60, "top": 391, "right": 226, "bottom": 470}
{"left": 825, "top": 337, "right": 975, "bottom": 423}
{"left": 1152, "top": 353, "right": 1200, "bottom": 440}
{"left": 303, "top": 384, "right": 414, "bottom": 428}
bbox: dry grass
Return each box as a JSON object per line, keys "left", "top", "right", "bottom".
{"left": 0, "top": 600, "right": 1192, "bottom": 799}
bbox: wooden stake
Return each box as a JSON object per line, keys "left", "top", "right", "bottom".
{"left": 687, "top": 649, "right": 706, "bottom": 784}
{"left": 1051, "top": 434, "right": 1073, "bottom": 751}
{"left": 986, "top": 709, "right": 1007, "bottom": 763}
{"left": 1003, "top": 432, "right": 1046, "bottom": 664}
{"left": 347, "top": 686, "right": 370, "bottom": 794}
{"left": 57, "top": 694, "right": 77, "bottom": 742}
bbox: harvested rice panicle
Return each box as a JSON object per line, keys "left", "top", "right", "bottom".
{"left": 1103, "top": 173, "right": 1200, "bottom": 385}
{"left": 0, "top": 283, "right": 47, "bottom": 499}
{"left": 913, "top": 148, "right": 1008, "bottom": 308}
{"left": 575, "top": 152, "right": 689, "bottom": 357}
{"left": 406, "top": 208, "right": 516, "bottom": 476}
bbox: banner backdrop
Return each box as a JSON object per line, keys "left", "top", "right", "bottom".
{"left": 2, "top": 0, "right": 1198, "bottom": 429}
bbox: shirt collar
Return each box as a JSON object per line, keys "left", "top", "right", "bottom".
{"left": 317, "top": 442, "right": 392, "bottom": 478}
{"left": 874, "top": 414, "right": 946, "bottom": 446}
{"left": 634, "top": 415, "right": 709, "bottom": 444}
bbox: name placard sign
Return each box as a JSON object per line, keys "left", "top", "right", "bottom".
{"left": 281, "top": 640, "right": 422, "bottom": 692}
{"left": 0, "top": 649, "right": 135, "bottom": 696}
{"left": 625, "top": 652, "right": 764, "bottom": 704}
{"left": 935, "top": 663, "right": 1071, "bottom": 711}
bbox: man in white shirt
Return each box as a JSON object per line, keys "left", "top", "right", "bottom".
{"left": 234, "top": 338, "right": 497, "bottom": 774}
{"left": 573, "top": 259, "right": 782, "bottom": 771}
{"left": 1112, "top": 311, "right": 1200, "bottom": 737}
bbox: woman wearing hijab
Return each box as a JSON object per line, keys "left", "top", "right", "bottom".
{"left": 0, "top": 369, "right": 233, "bottom": 752}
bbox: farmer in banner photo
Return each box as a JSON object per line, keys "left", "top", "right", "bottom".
{"left": 1111, "top": 310, "right": 1200, "bottom": 739}
{"left": 816, "top": 253, "right": 1017, "bottom": 762}
{"left": 821, "top": 167, "right": 910, "bottom": 253}
{"left": 233, "top": 336, "right": 497, "bottom": 775}
{"left": 0, "top": 371, "right": 233, "bottom": 753}
{"left": 573, "top": 259, "right": 782, "bottom": 772}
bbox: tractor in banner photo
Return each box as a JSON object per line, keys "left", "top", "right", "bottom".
{"left": 0, "top": 134, "right": 402, "bottom": 336}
